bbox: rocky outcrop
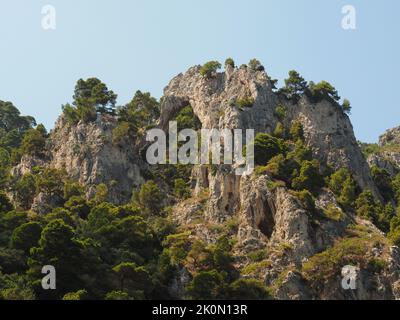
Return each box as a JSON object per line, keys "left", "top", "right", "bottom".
{"left": 47, "top": 114, "right": 145, "bottom": 204}
{"left": 160, "top": 65, "right": 378, "bottom": 196}
{"left": 379, "top": 126, "right": 400, "bottom": 147}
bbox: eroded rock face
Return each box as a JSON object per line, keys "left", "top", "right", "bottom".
{"left": 12, "top": 64, "right": 399, "bottom": 299}
{"left": 379, "top": 126, "right": 400, "bottom": 147}
{"left": 48, "top": 114, "right": 145, "bottom": 204}
{"left": 160, "top": 65, "right": 396, "bottom": 299}
{"left": 161, "top": 66, "right": 378, "bottom": 195}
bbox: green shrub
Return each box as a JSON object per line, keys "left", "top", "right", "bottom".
{"left": 112, "top": 121, "right": 131, "bottom": 144}
{"left": 174, "top": 178, "right": 191, "bottom": 199}
{"left": 236, "top": 97, "right": 255, "bottom": 108}
{"left": 342, "top": 99, "right": 351, "bottom": 114}
{"left": 251, "top": 133, "right": 285, "bottom": 166}
{"left": 200, "top": 61, "right": 222, "bottom": 78}
{"left": 248, "top": 59, "right": 264, "bottom": 71}
{"left": 323, "top": 204, "right": 343, "bottom": 221}
{"left": 274, "top": 104, "right": 286, "bottom": 121}
{"left": 224, "top": 58, "right": 235, "bottom": 68}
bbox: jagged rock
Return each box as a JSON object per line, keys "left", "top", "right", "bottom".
{"left": 275, "top": 271, "right": 311, "bottom": 300}
{"left": 367, "top": 152, "right": 400, "bottom": 176}
{"left": 379, "top": 126, "right": 400, "bottom": 147}
{"left": 160, "top": 66, "right": 379, "bottom": 196}
{"left": 10, "top": 155, "right": 47, "bottom": 179}
{"left": 47, "top": 114, "right": 145, "bottom": 204}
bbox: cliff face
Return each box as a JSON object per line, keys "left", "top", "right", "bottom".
{"left": 12, "top": 64, "right": 400, "bottom": 299}
{"left": 48, "top": 114, "right": 145, "bottom": 204}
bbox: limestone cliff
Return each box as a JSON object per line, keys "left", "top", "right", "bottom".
{"left": 11, "top": 63, "right": 400, "bottom": 300}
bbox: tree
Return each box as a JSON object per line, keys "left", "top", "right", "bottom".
{"left": 186, "top": 270, "right": 225, "bottom": 300}
{"left": 329, "top": 168, "right": 357, "bottom": 208}
{"left": 251, "top": 133, "right": 285, "bottom": 166}
{"left": 200, "top": 61, "right": 221, "bottom": 78}
{"left": 112, "top": 262, "right": 150, "bottom": 295}
{"left": 20, "top": 127, "right": 46, "bottom": 157}
{"left": 11, "top": 222, "right": 42, "bottom": 253}
{"left": 36, "top": 168, "right": 65, "bottom": 197}
{"left": 280, "top": 70, "right": 307, "bottom": 99}
{"left": 174, "top": 179, "right": 190, "bottom": 199}
{"left": 117, "top": 91, "right": 160, "bottom": 131}
{"left": 0, "top": 191, "right": 12, "bottom": 213}
{"left": 0, "top": 101, "right": 36, "bottom": 146}
{"left": 355, "top": 190, "right": 379, "bottom": 224}
{"left": 14, "top": 173, "right": 37, "bottom": 209}
{"left": 29, "top": 219, "right": 84, "bottom": 297}
{"left": 226, "top": 279, "right": 271, "bottom": 300}
{"left": 137, "top": 180, "right": 163, "bottom": 214}
{"left": 292, "top": 160, "right": 324, "bottom": 193}
{"left": 73, "top": 78, "right": 117, "bottom": 115}
{"left": 248, "top": 59, "right": 264, "bottom": 71}
{"left": 308, "top": 80, "right": 340, "bottom": 102}
{"left": 174, "top": 105, "right": 201, "bottom": 132}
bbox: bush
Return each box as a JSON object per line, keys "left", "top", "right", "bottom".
{"left": 342, "top": 99, "right": 351, "bottom": 114}
{"left": 62, "top": 289, "right": 89, "bottom": 300}
{"left": 224, "top": 58, "right": 235, "bottom": 68}
{"left": 174, "top": 178, "right": 190, "bottom": 199}
{"left": 308, "top": 80, "right": 340, "bottom": 102}
{"left": 323, "top": 204, "right": 343, "bottom": 221}
{"left": 20, "top": 127, "right": 46, "bottom": 157}
{"left": 112, "top": 121, "right": 131, "bottom": 144}
{"left": 328, "top": 168, "right": 357, "bottom": 208}
{"left": 186, "top": 270, "right": 225, "bottom": 300}
{"left": 248, "top": 59, "right": 264, "bottom": 71}
{"left": 200, "top": 61, "right": 221, "bottom": 78}
{"left": 236, "top": 97, "right": 255, "bottom": 109}
{"left": 292, "top": 160, "right": 324, "bottom": 193}
{"left": 289, "top": 121, "right": 304, "bottom": 142}
{"left": 279, "top": 70, "right": 307, "bottom": 99}
{"left": 226, "top": 279, "right": 271, "bottom": 300}
{"left": 274, "top": 104, "right": 286, "bottom": 121}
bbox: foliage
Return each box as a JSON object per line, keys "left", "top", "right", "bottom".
{"left": 236, "top": 97, "right": 255, "bottom": 109}
{"left": 63, "top": 78, "right": 117, "bottom": 124}
{"left": 174, "top": 178, "right": 191, "bottom": 199}
{"left": 137, "top": 180, "right": 163, "bottom": 215}
{"left": 251, "top": 133, "right": 285, "bottom": 166}
{"left": 342, "top": 99, "right": 351, "bottom": 114}
{"left": 308, "top": 80, "right": 340, "bottom": 103}
{"left": 200, "top": 61, "right": 221, "bottom": 78}
{"left": 279, "top": 70, "right": 307, "bottom": 100}
{"left": 248, "top": 59, "right": 264, "bottom": 71}
{"left": 291, "top": 160, "right": 324, "bottom": 194}
{"left": 224, "top": 58, "right": 235, "bottom": 68}
{"left": 117, "top": 90, "right": 160, "bottom": 132}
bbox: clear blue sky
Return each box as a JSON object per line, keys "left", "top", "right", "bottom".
{"left": 0, "top": 0, "right": 399, "bottom": 142}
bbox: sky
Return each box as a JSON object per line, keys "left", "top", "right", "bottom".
{"left": 0, "top": 0, "right": 399, "bottom": 143}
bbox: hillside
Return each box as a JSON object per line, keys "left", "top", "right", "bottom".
{"left": 1, "top": 59, "right": 400, "bottom": 300}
